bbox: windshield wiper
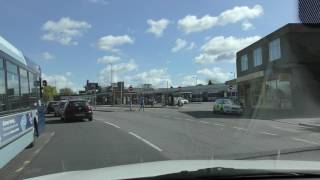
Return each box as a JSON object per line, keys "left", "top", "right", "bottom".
{"left": 130, "top": 167, "right": 320, "bottom": 180}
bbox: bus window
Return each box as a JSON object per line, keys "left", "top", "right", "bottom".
{"left": 0, "top": 58, "right": 5, "bottom": 112}
{"left": 6, "top": 61, "right": 20, "bottom": 110}
{"left": 20, "top": 68, "right": 30, "bottom": 108}
{"left": 28, "top": 72, "right": 37, "bottom": 106}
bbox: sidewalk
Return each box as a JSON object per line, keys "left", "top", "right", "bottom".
{"left": 244, "top": 108, "right": 320, "bottom": 127}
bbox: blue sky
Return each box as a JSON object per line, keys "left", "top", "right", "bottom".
{"left": 0, "top": 0, "right": 298, "bottom": 91}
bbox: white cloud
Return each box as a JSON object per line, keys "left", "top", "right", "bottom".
{"left": 178, "top": 15, "right": 218, "bottom": 34}
{"left": 126, "top": 69, "right": 172, "bottom": 88}
{"left": 146, "top": 18, "right": 170, "bottom": 37}
{"left": 186, "top": 42, "right": 196, "bottom": 50}
{"left": 98, "top": 60, "right": 137, "bottom": 85}
{"left": 217, "top": 5, "right": 263, "bottom": 25}
{"left": 171, "top": 38, "right": 187, "bottom": 52}
{"left": 194, "top": 35, "right": 261, "bottom": 64}
{"left": 88, "top": 0, "right": 108, "bottom": 5}
{"left": 42, "top": 73, "right": 80, "bottom": 91}
{"left": 178, "top": 4, "right": 263, "bottom": 33}
{"left": 97, "top": 35, "right": 134, "bottom": 52}
{"left": 197, "top": 67, "right": 232, "bottom": 83}
{"left": 171, "top": 38, "right": 195, "bottom": 53}
{"left": 97, "top": 56, "right": 121, "bottom": 64}
{"left": 66, "top": 72, "right": 72, "bottom": 76}
{"left": 241, "top": 21, "right": 254, "bottom": 31}
{"left": 41, "top": 17, "right": 91, "bottom": 45}
{"left": 40, "top": 52, "right": 54, "bottom": 60}
{"left": 181, "top": 75, "right": 205, "bottom": 86}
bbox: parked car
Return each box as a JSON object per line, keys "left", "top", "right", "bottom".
{"left": 180, "top": 98, "right": 189, "bottom": 104}
{"left": 54, "top": 100, "right": 68, "bottom": 117}
{"left": 46, "top": 101, "right": 59, "bottom": 114}
{"left": 61, "top": 100, "right": 93, "bottom": 122}
{"left": 213, "top": 98, "right": 243, "bottom": 115}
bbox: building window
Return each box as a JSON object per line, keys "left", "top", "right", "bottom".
{"left": 241, "top": 54, "right": 248, "bottom": 71}
{"left": 269, "top": 38, "right": 281, "bottom": 61}
{"left": 253, "top": 47, "right": 262, "bottom": 66}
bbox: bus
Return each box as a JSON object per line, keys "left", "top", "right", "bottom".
{"left": 0, "top": 36, "right": 45, "bottom": 168}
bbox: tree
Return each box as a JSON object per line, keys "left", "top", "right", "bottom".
{"left": 59, "top": 88, "right": 74, "bottom": 96}
{"left": 208, "top": 80, "right": 213, "bottom": 85}
{"left": 43, "top": 85, "right": 57, "bottom": 102}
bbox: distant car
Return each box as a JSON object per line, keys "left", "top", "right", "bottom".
{"left": 177, "top": 97, "right": 189, "bottom": 104}
{"left": 180, "top": 98, "right": 189, "bottom": 104}
{"left": 61, "top": 100, "right": 93, "bottom": 122}
{"left": 213, "top": 99, "right": 243, "bottom": 114}
{"left": 54, "top": 100, "right": 68, "bottom": 117}
{"left": 46, "top": 101, "right": 59, "bottom": 114}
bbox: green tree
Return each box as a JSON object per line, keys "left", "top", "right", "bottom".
{"left": 59, "top": 88, "right": 74, "bottom": 96}
{"left": 43, "top": 85, "right": 57, "bottom": 102}
{"left": 208, "top": 80, "right": 213, "bottom": 85}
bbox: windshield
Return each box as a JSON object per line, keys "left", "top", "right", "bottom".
{"left": 1, "top": 0, "right": 320, "bottom": 180}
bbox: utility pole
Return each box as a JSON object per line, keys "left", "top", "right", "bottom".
{"left": 120, "top": 82, "right": 123, "bottom": 105}
{"left": 110, "top": 63, "right": 114, "bottom": 106}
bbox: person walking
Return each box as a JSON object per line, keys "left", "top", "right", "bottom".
{"left": 139, "top": 96, "right": 145, "bottom": 111}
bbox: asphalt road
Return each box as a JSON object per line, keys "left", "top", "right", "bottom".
{"left": 2, "top": 102, "right": 320, "bottom": 179}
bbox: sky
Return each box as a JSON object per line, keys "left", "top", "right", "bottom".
{"left": 0, "top": 0, "right": 298, "bottom": 91}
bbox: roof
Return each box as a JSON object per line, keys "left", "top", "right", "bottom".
{"left": 0, "top": 36, "right": 27, "bottom": 65}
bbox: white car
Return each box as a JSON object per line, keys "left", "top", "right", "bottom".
{"left": 213, "top": 98, "right": 243, "bottom": 114}
{"left": 180, "top": 98, "right": 189, "bottom": 104}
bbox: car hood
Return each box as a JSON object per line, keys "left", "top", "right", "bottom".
{"left": 26, "top": 160, "right": 320, "bottom": 180}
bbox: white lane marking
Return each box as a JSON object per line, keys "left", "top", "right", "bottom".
{"left": 259, "top": 131, "right": 277, "bottom": 136}
{"left": 128, "top": 132, "right": 162, "bottom": 152}
{"left": 15, "top": 161, "right": 31, "bottom": 172}
{"left": 104, "top": 122, "right": 120, "bottom": 129}
{"left": 233, "top": 127, "right": 247, "bottom": 131}
{"left": 214, "top": 123, "right": 225, "bottom": 127}
{"left": 174, "top": 117, "right": 182, "bottom": 120}
{"left": 292, "top": 138, "right": 319, "bottom": 145}
{"left": 272, "top": 126, "right": 300, "bottom": 133}
{"left": 163, "top": 116, "right": 169, "bottom": 118}
{"left": 199, "top": 121, "right": 210, "bottom": 124}
{"left": 185, "top": 119, "right": 195, "bottom": 122}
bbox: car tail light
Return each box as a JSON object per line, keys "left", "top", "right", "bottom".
{"left": 85, "top": 106, "right": 92, "bottom": 112}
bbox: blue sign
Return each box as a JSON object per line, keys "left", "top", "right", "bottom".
{"left": 0, "top": 112, "right": 34, "bottom": 145}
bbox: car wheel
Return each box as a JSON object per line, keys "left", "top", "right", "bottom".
{"left": 89, "top": 117, "right": 93, "bottom": 121}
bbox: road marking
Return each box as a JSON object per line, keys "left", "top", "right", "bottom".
{"left": 163, "top": 116, "right": 169, "bottom": 118}
{"left": 199, "top": 121, "right": 210, "bottom": 124}
{"left": 104, "top": 122, "right": 120, "bottom": 129}
{"left": 259, "top": 131, "right": 277, "bottom": 136}
{"left": 214, "top": 123, "right": 225, "bottom": 127}
{"left": 128, "top": 132, "right": 162, "bottom": 152}
{"left": 292, "top": 138, "right": 319, "bottom": 145}
{"left": 16, "top": 132, "right": 55, "bottom": 173}
{"left": 233, "top": 127, "right": 247, "bottom": 131}
{"left": 272, "top": 126, "right": 300, "bottom": 133}
{"left": 174, "top": 117, "right": 182, "bottom": 120}
{"left": 185, "top": 119, "right": 194, "bottom": 122}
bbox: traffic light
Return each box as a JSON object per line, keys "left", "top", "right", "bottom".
{"left": 42, "top": 80, "right": 47, "bottom": 87}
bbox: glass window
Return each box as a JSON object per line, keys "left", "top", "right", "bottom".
{"left": 6, "top": 61, "right": 20, "bottom": 110}
{"left": 6, "top": 61, "right": 19, "bottom": 96}
{"left": 269, "top": 38, "right": 281, "bottom": 61}
{"left": 0, "top": 58, "right": 5, "bottom": 112}
{"left": 20, "top": 68, "right": 29, "bottom": 95}
{"left": 241, "top": 54, "right": 248, "bottom": 71}
{"left": 253, "top": 47, "right": 262, "bottom": 66}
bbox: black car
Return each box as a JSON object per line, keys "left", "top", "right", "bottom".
{"left": 46, "top": 101, "right": 59, "bottom": 114}
{"left": 61, "top": 100, "right": 93, "bottom": 122}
